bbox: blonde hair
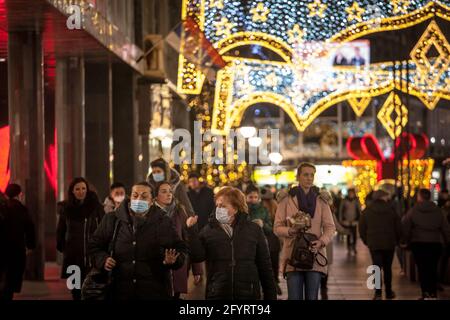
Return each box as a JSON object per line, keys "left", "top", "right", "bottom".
{"left": 215, "top": 186, "right": 248, "bottom": 214}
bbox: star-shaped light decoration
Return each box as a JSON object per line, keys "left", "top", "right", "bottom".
{"left": 265, "top": 72, "right": 280, "bottom": 88}
{"left": 209, "top": 0, "right": 224, "bottom": 10}
{"left": 346, "top": 1, "right": 365, "bottom": 22}
{"left": 250, "top": 2, "right": 270, "bottom": 23}
{"left": 308, "top": 0, "right": 328, "bottom": 18}
{"left": 287, "top": 24, "right": 306, "bottom": 45}
{"left": 214, "top": 17, "right": 235, "bottom": 37}
{"left": 391, "top": 0, "right": 410, "bottom": 14}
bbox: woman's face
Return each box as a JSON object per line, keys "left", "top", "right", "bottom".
{"left": 73, "top": 182, "right": 87, "bottom": 200}
{"left": 157, "top": 183, "right": 173, "bottom": 206}
{"left": 246, "top": 192, "right": 260, "bottom": 205}
{"left": 216, "top": 196, "right": 238, "bottom": 216}
{"left": 298, "top": 167, "right": 315, "bottom": 190}
{"left": 151, "top": 167, "right": 165, "bottom": 176}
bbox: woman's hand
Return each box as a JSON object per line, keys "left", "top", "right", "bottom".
{"left": 104, "top": 257, "right": 116, "bottom": 271}
{"left": 194, "top": 275, "right": 202, "bottom": 285}
{"left": 310, "top": 240, "right": 324, "bottom": 253}
{"left": 163, "top": 249, "right": 180, "bottom": 265}
{"left": 186, "top": 216, "right": 198, "bottom": 228}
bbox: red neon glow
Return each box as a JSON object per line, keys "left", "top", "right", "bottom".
{"left": 0, "top": 125, "right": 10, "bottom": 192}
{"left": 361, "top": 134, "right": 385, "bottom": 161}
{"left": 44, "top": 129, "right": 58, "bottom": 196}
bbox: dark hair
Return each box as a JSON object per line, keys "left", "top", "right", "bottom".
{"left": 5, "top": 183, "right": 21, "bottom": 199}
{"left": 245, "top": 184, "right": 260, "bottom": 195}
{"left": 296, "top": 162, "right": 316, "bottom": 176}
{"left": 188, "top": 172, "right": 200, "bottom": 180}
{"left": 151, "top": 158, "right": 168, "bottom": 171}
{"left": 442, "top": 189, "right": 449, "bottom": 194}
{"left": 154, "top": 181, "right": 172, "bottom": 198}
{"left": 418, "top": 188, "right": 431, "bottom": 201}
{"left": 110, "top": 182, "right": 125, "bottom": 191}
{"left": 67, "top": 177, "right": 90, "bottom": 203}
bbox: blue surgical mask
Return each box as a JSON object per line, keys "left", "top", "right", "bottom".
{"left": 153, "top": 172, "right": 165, "bottom": 182}
{"left": 130, "top": 200, "right": 149, "bottom": 214}
{"left": 215, "top": 207, "right": 231, "bottom": 224}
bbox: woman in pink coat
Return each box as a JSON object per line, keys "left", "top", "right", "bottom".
{"left": 274, "top": 163, "right": 336, "bottom": 300}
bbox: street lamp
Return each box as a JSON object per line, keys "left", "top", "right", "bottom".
{"left": 248, "top": 136, "right": 262, "bottom": 147}
{"left": 269, "top": 152, "right": 283, "bottom": 189}
{"left": 239, "top": 126, "right": 257, "bottom": 139}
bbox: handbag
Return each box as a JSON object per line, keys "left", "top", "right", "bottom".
{"left": 288, "top": 232, "right": 328, "bottom": 270}
{"left": 81, "top": 217, "right": 121, "bottom": 300}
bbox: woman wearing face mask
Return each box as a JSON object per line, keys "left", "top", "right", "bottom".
{"left": 147, "top": 158, "right": 194, "bottom": 216}
{"left": 56, "top": 177, "right": 104, "bottom": 300}
{"left": 187, "top": 186, "right": 277, "bottom": 300}
{"left": 154, "top": 182, "right": 203, "bottom": 299}
{"left": 103, "top": 182, "right": 126, "bottom": 214}
{"left": 88, "top": 182, "right": 187, "bottom": 300}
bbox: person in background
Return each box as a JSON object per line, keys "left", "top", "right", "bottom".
{"left": 154, "top": 181, "right": 203, "bottom": 299}
{"left": 402, "top": 188, "right": 450, "bottom": 300}
{"left": 246, "top": 185, "right": 282, "bottom": 295}
{"left": 56, "top": 177, "right": 104, "bottom": 300}
{"left": 438, "top": 189, "right": 449, "bottom": 208}
{"left": 103, "top": 182, "right": 126, "bottom": 214}
{"left": 359, "top": 190, "right": 401, "bottom": 300}
{"left": 274, "top": 162, "right": 336, "bottom": 300}
{"left": 148, "top": 158, "right": 194, "bottom": 216}
{"left": 439, "top": 199, "right": 450, "bottom": 289}
{"left": 188, "top": 187, "right": 277, "bottom": 300}
{"left": 187, "top": 173, "right": 215, "bottom": 231}
{"left": 320, "top": 188, "right": 349, "bottom": 300}
{"left": 89, "top": 182, "right": 187, "bottom": 300}
{"left": 261, "top": 187, "right": 282, "bottom": 295}
{"left": 0, "top": 191, "right": 7, "bottom": 299}
{"left": 339, "top": 188, "right": 361, "bottom": 256}
{"left": 0, "top": 184, "right": 36, "bottom": 300}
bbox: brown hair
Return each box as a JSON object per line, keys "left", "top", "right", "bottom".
{"left": 296, "top": 162, "right": 316, "bottom": 176}
{"left": 215, "top": 186, "right": 248, "bottom": 214}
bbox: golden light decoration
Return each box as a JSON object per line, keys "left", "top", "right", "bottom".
{"left": 264, "top": 72, "right": 280, "bottom": 87}
{"left": 177, "top": 0, "right": 450, "bottom": 133}
{"left": 348, "top": 96, "right": 372, "bottom": 117}
{"left": 214, "top": 17, "right": 236, "bottom": 37}
{"left": 308, "top": 0, "right": 328, "bottom": 18}
{"left": 250, "top": 2, "right": 271, "bottom": 22}
{"left": 343, "top": 159, "right": 434, "bottom": 207}
{"left": 287, "top": 24, "right": 306, "bottom": 45}
{"left": 410, "top": 20, "right": 450, "bottom": 109}
{"left": 345, "top": 1, "right": 365, "bottom": 22}
{"left": 377, "top": 92, "right": 409, "bottom": 139}
{"left": 209, "top": 0, "right": 224, "bottom": 9}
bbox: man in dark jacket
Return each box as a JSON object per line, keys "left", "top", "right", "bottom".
{"left": 88, "top": 182, "right": 187, "bottom": 300}
{"left": 187, "top": 173, "right": 215, "bottom": 231}
{"left": 359, "top": 190, "right": 401, "bottom": 300}
{"left": 402, "top": 188, "right": 450, "bottom": 300}
{"left": 1, "top": 184, "right": 36, "bottom": 300}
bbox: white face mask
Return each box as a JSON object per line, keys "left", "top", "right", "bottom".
{"left": 113, "top": 195, "right": 125, "bottom": 204}
{"left": 215, "top": 207, "right": 231, "bottom": 224}
{"left": 153, "top": 172, "right": 165, "bottom": 182}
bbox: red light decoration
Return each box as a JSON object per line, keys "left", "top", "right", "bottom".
{"left": 347, "top": 133, "right": 429, "bottom": 181}
{"left": 44, "top": 129, "right": 57, "bottom": 196}
{"left": 0, "top": 125, "right": 10, "bottom": 192}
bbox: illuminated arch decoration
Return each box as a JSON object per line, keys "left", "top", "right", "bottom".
{"left": 178, "top": 0, "right": 450, "bottom": 133}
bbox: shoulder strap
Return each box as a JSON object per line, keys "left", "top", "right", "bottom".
{"left": 108, "top": 216, "right": 121, "bottom": 257}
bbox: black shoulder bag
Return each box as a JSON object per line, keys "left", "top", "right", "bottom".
{"left": 81, "top": 217, "right": 121, "bottom": 300}
{"left": 288, "top": 232, "right": 328, "bottom": 270}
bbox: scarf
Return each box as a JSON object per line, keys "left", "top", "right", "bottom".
{"left": 157, "top": 200, "right": 177, "bottom": 218}
{"left": 296, "top": 187, "right": 318, "bottom": 218}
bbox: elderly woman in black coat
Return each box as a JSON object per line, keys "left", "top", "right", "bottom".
{"left": 88, "top": 182, "right": 187, "bottom": 300}
{"left": 56, "top": 177, "right": 104, "bottom": 300}
{"left": 188, "top": 186, "right": 277, "bottom": 300}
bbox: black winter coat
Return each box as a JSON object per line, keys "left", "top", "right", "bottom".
{"left": 1, "top": 199, "right": 36, "bottom": 292}
{"left": 359, "top": 199, "right": 402, "bottom": 250}
{"left": 188, "top": 186, "right": 215, "bottom": 230}
{"left": 189, "top": 213, "right": 277, "bottom": 300}
{"left": 88, "top": 200, "right": 187, "bottom": 300}
{"left": 56, "top": 191, "right": 104, "bottom": 279}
